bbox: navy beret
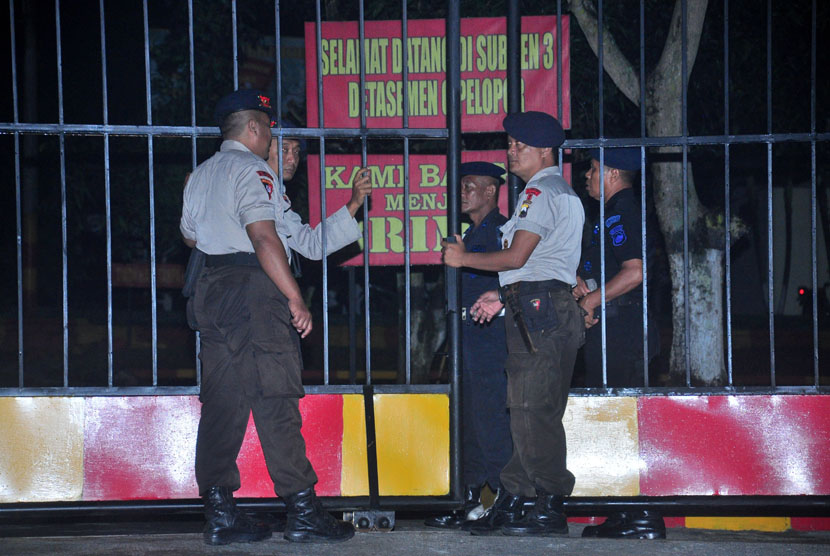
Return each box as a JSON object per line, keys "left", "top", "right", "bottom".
{"left": 214, "top": 89, "right": 275, "bottom": 127}
{"left": 502, "top": 111, "right": 565, "bottom": 148}
{"left": 588, "top": 147, "right": 642, "bottom": 171}
{"left": 460, "top": 161, "right": 505, "bottom": 185}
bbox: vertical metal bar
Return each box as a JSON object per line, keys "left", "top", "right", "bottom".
{"left": 321, "top": 77, "right": 331, "bottom": 382}
{"left": 231, "top": 0, "right": 238, "bottom": 90}
{"left": 10, "top": 0, "right": 23, "bottom": 387}
{"left": 314, "top": 0, "right": 330, "bottom": 384}
{"left": 597, "top": 0, "right": 607, "bottom": 387}
{"left": 274, "top": 0, "right": 282, "bottom": 121}
{"left": 556, "top": 0, "right": 562, "bottom": 122}
{"left": 99, "top": 0, "right": 114, "bottom": 387}
{"left": 55, "top": 0, "right": 69, "bottom": 386}
{"left": 188, "top": 0, "right": 200, "bottom": 387}
{"left": 555, "top": 1, "right": 563, "bottom": 194}
{"left": 681, "top": 0, "right": 691, "bottom": 386}
{"left": 639, "top": 0, "right": 648, "bottom": 387}
{"left": 766, "top": 0, "right": 775, "bottom": 386}
{"left": 506, "top": 0, "right": 520, "bottom": 213}
{"left": 188, "top": 0, "right": 197, "bottom": 168}
{"left": 143, "top": 0, "right": 158, "bottom": 385}
{"left": 358, "top": 0, "right": 371, "bottom": 385}
{"left": 402, "top": 0, "right": 411, "bottom": 384}
{"left": 348, "top": 266, "right": 357, "bottom": 383}
{"left": 723, "top": 0, "right": 734, "bottom": 386}
{"left": 446, "top": 0, "right": 462, "bottom": 506}
{"left": 810, "top": 0, "right": 819, "bottom": 385}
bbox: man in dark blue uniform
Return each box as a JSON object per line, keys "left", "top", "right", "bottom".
{"left": 573, "top": 147, "right": 665, "bottom": 539}
{"left": 426, "top": 161, "right": 512, "bottom": 529}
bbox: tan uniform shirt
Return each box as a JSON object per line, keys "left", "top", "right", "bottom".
{"left": 181, "top": 140, "right": 360, "bottom": 259}
{"left": 499, "top": 166, "right": 584, "bottom": 287}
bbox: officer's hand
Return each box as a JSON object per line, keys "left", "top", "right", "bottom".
{"left": 471, "top": 290, "right": 503, "bottom": 323}
{"left": 346, "top": 167, "right": 372, "bottom": 216}
{"left": 572, "top": 275, "right": 591, "bottom": 299}
{"left": 578, "top": 295, "right": 599, "bottom": 329}
{"left": 288, "top": 297, "right": 313, "bottom": 338}
{"left": 441, "top": 234, "right": 466, "bottom": 268}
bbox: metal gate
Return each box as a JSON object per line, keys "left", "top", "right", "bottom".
{"left": 1, "top": 0, "right": 829, "bottom": 527}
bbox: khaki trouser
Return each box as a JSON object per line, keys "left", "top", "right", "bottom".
{"left": 193, "top": 265, "right": 317, "bottom": 497}
{"left": 500, "top": 285, "right": 584, "bottom": 497}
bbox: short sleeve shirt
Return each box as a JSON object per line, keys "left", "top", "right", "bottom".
{"left": 578, "top": 187, "right": 643, "bottom": 298}
{"left": 499, "top": 166, "right": 585, "bottom": 286}
{"left": 180, "top": 140, "right": 277, "bottom": 255}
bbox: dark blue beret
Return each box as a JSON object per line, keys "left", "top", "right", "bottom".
{"left": 502, "top": 111, "right": 565, "bottom": 148}
{"left": 588, "top": 147, "right": 642, "bottom": 171}
{"left": 460, "top": 161, "right": 505, "bottom": 185}
{"left": 214, "top": 89, "right": 275, "bottom": 127}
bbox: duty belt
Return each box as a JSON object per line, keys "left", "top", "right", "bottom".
{"left": 204, "top": 252, "right": 261, "bottom": 268}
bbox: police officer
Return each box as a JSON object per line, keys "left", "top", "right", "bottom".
{"left": 180, "top": 89, "right": 371, "bottom": 545}
{"left": 573, "top": 148, "right": 652, "bottom": 387}
{"left": 443, "top": 112, "right": 585, "bottom": 537}
{"left": 573, "top": 147, "right": 665, "bottom": 539}
{"left": 425, "top": 161, "right": 512, "bottom": 529}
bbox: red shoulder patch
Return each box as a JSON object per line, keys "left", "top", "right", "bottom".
{"left": 525, "top": 187, "right": 542, "bottom": 199}
{"left": 257, "top": 170, "right": 274, "bottom": 200}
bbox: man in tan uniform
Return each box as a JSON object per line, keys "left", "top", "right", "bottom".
{"left": 180, "top": 89, "right": 371, "bottom": 546}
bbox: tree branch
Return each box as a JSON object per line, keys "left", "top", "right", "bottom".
{"left": 654, "top": 0, "right": 709, "bottom": 87}
{"left": 567, "top": 0, "right": 641, "bottom": 107}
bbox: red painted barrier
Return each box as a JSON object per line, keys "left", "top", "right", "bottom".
{"left": 638, "top": 396, "right": 830, "bottom": 496}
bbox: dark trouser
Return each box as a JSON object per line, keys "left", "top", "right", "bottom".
{"left": 500, "top": 285, "right": 584, "bottom": 497}
{"left": 192, "top": 265, "right": 317, "bottom": 497}
{"left": 462, "top": 323, "right": 511, "bottom": 489}
{"left": 584, "top": 303, "right": 656, "bottom": 388}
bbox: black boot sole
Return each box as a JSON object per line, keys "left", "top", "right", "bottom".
{"left": 469, "top": 526, "right": 507, "bottom": 536}
{"left": 502, "top": 527, "right": 569, "bottom": 537}
{"left": 424, "top": 519, "right": 464, "bottom": 529}
{"left": 284, "top": 529, "right": 356, "bottom": 543}
{"left": 582, "top": 528, "right": 666, "bottom": 540}
{"left": 204, "top": 529, "right": 272, "bottom": 545}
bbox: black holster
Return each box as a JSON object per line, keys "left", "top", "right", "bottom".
{"left": 182, "top": 248, "right": 206, "bottom": 298}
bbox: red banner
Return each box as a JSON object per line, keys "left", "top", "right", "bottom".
{"left": 308, "top": 152, "right": 572, "bottom": 266}
{"left": 304, "top": 16, "right": 570, "bottom": 131}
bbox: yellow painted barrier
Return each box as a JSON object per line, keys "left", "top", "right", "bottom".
{"left": 686, "top": 516, "right": 791, "bottom": 532}
{"left": 341, "top": 394, "right": 449, "bottom": 496}
{"left": 566, "top": 397, "right": 640, "bottom": 497}
{"left": 0, "top": 397, "right": 85, "bottom": 503}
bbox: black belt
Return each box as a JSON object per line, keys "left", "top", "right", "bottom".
{"left": 204, "top": 252, "right": 260, "bottom": 268}
{"left": 505, "top": 279, "right": 572, "bottom": 296}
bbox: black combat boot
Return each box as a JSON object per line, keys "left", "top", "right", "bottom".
{"left": 424, "top": 485, "right": 482, "bottom": 529}
{"left": 283, "top": 487, "right": 355, "bottom": 543}
{"left": 502, "top": 489, "right": 569, "bottom": 536}
{"left": 581, "top": 511, "right": 666, "bottom": 539}
{"left": 202, "top": 486, "right": 271, "bottom": 546}
{"left": 466, "top": 489, "right": 533, "bottom": 536}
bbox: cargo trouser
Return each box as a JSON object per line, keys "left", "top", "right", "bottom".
{"left": 499, "top": 283, "right": 584, "bottom": 497}
{"left": 192, "top": 265, "right": 317, "bottom": 497}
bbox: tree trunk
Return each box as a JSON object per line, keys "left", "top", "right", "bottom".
{"left": 667, "top": 249, "right": 724, "bottom": 385}
{"left": 570, "top": 0, "right": 725, "bottom": 383}
{"left": 646, "top": 0, "right": 723, "bottom": 384}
